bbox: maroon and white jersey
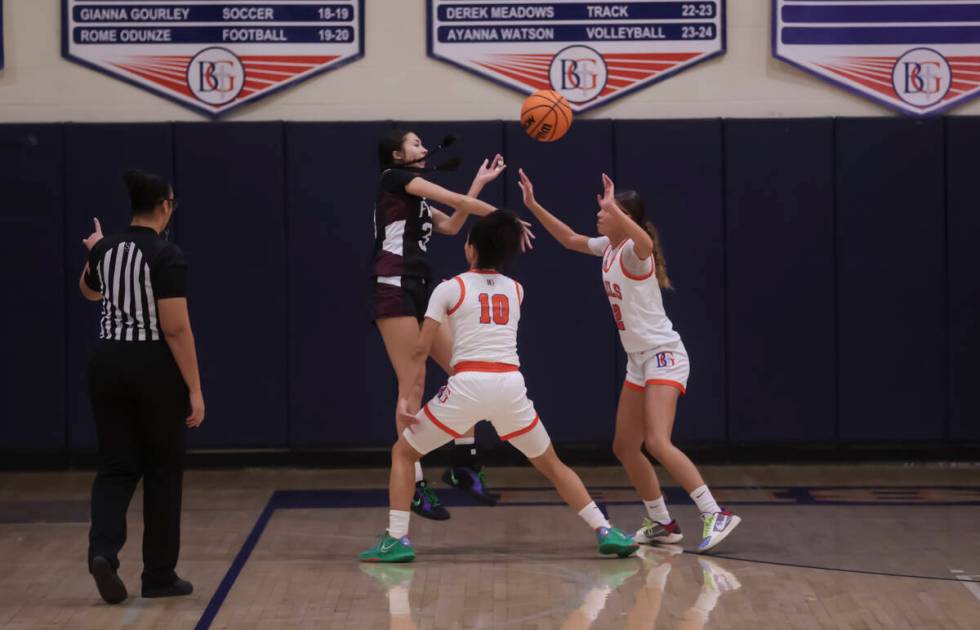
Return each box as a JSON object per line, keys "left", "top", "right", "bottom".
{"left": 372, "top": 168, "right": 434, "bottom": 280}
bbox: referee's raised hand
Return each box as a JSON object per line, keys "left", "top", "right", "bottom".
{"left": 82, "top": 217, "right": 103, "bottom": 250}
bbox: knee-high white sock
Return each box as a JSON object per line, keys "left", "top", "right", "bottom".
{"left": 690, "top": 485, "right": 720, "bottom": 515}
{"left": 414, "top": 461, "right": 424, "bottom": 483}
{"left": 388, "top": 509, "right": 410, "bottom": 539}
{"left": 643, "top": 497, "right": 671, "bottom": 524}
{"left": 578, "top": 501, "right": 611, "bottom": 531}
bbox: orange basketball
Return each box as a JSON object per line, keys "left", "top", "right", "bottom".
{"left": 520, "top": 90, "right": 573, "bottom": 142}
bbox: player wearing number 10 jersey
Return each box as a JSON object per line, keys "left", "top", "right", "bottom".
{"left": 518, "top": 169, "right": 740, "bottom": 553}
{"left": 359, "top": 211, "right": 637, "bottom": 563}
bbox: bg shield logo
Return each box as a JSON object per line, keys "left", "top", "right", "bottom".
{"left": 63, "top": 0, "right": 363, "bottom": 118}
{"left": 774, "top": 0, "right": 980, "bottom": 116}
{"left": 549, "top": 45, "right": 607, "bottom": 104}
{"left": 892, "top": 48, "right": 951, "bottom": 108}
{"left": 188, "top": 47, "right": 245, "bottom": 106}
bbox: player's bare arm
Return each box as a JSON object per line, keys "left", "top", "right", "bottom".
{"left": 518, "top": 168, "right": 592, "bottom": 255}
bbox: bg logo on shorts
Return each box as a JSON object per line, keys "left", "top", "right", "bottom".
{"left": 437, "top": 385, "right": 452, "bottom": 404}
{"left": 655, "top": 352, "right": 676, "bottom": 368}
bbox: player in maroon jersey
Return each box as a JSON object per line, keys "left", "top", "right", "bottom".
{"left": 372, "top": 128, "right": 533, "bottom": 519}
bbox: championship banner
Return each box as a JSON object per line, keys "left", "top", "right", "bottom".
{"left": 63, "top": 1, "right": 364, "bottom": 117}
{"left": 773, "top": 0, "right": 980, "bottom": 116}
{"left": 428, "top": 1, "right": 726, "bottom": 113}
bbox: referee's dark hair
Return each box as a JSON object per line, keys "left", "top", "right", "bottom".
{"left": 123, "top": 170, "right": 171, "bottom": 216}
{"left": 468, "top": 210, "right": 523, "bottom": 270}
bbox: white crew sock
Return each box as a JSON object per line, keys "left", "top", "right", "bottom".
{"left": 414, "top": 461, "right": 424, "bottom": 483}
{"left": 388, "top": 509, "right": 410, "bottom": 539}
{"left": 690, "top": 485, "right": 720, "bottom": 516}
{"left": 643, "top": 497, "right": 671, "bottom": 524}
{"left": 578, "top": 501, "right": 611, "bottom": 531}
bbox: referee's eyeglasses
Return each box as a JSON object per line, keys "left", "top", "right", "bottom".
{"left": 164, "top": 197, "right": 179, "bottom": 211}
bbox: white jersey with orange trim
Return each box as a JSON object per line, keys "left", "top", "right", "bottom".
{"left": 587, "top": 236, "right": 681, "bottom": 353}
{"left": 425, "top": 269, "right": 523, "bottom": 369}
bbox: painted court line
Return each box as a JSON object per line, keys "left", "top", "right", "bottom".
{"left": 193, "top": 487, "right": 980, "bottom": 629}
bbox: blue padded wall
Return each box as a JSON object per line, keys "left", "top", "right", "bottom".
{"left": 64, "top": 123, "right": 174, "bottom": 450}
{"left": 945, "top": 117, "right": 980, "bottom": 440}
{"left": 174, "top": 122, "right": 288, "bottom": 447}
{"left": 614, "top": 119, "right": 726, "bottom": 442}
{"left": 0, "top": 125, "right": 65, "bottom": 449}
{"left": 285, "top": 121, "right": 390, "bottom": 447}
{"left": 725, "top": 119, "right": 836, "bottom": 441}
{"left": 835, "top": 118, "right": 946, "bottom": 441}
{"left": 2, "top": 116, "right": 977, "bottom": 454}
{"left": 502, "top": 120, "right": 617, "bottom": 442}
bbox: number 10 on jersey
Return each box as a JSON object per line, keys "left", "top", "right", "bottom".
{"left": 478, "top": 293, "right": 509, "bottom": 325}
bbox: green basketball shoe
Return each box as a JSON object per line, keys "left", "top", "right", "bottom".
{"left": 597, "top": 526, "right": 639, "bottom": 558}
{"left": 359, "top": 533, "right": 416, "bottom": 563}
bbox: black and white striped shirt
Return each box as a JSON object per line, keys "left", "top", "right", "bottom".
{"left": 84, "top": 226, "right": 187, "bottom": 342}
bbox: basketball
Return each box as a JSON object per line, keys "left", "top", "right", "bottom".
{"left": 520, "top": 90, "right": 573, "bottom": 142}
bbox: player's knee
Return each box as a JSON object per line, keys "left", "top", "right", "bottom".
{"left": 612, "top": 436, "right": 640, "bottom": 462}
{"left": 644, "top": 436, "right": 672, "bottom": 460}
{"left": 393, "top": 436, "right": 423, "bottom": 463}
{"left": 528, "top": 445, "right": 559, "bottom": 476}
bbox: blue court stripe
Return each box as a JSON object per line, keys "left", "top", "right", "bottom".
{"left": 194, "top": 497, "right": 278, "bottom": 630}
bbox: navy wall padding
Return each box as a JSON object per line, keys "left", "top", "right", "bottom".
{"left": 4, "top": 117, "right": 979, "bottom": 453}
{"left": 614, "top": 119, "right": 726, "bottom": 442}
{"left": 285, "top": 121, "right": 389, "bottom": 447}
{"left": 64, "top": 123, "right": 175, "bottom": 450}
{"left": 725, "top": 119, "right": 836, "bottom": 441}
{"left": 0, "top": 125, "right": 65, "bottom": 449}
{"left": 174, "top": 122, "right": 288, "bottom": 447}
{"left": 835, "top": 118, "right": 946, "bottom": 440}
{"left": 945, "top": 117, "right": 980, "bottom": 440}
{"left": 502, "top": 120, "right": 617, "bottom": 442}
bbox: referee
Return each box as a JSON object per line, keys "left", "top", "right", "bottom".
{"left": 78, "top": 170, "right": 204, "bottom": 605}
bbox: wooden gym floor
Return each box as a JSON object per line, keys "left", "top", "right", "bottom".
{"left": 1, "top": 464, "right": 979, "bottom": 629}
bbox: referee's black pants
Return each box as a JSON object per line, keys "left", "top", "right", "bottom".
{"left": 87, "top": 340, "right": 188, "bottom": 586}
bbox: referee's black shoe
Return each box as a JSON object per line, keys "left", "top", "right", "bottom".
{"left": 90, "top": 556, "right": 128, "bottom": 605}
{"left": 142, "top": 577, "right": 194, "bottom": 598}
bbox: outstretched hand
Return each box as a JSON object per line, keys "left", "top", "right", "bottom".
{"left": 474, "top": 154, "right": 507, "bottom": 187}
{"left": 596, "top": 173, "right": 616, "bottom": 210}
{"left": 83, "top": 218, "right": 103, "bottom": 251}
{"left": 515, "top": 169, "right": 538, "bottom": 252}
{"left": 519, "top": 218, "right": 535, "bottom": 252}
{"left": 517, "top": 168, "right": 536, "bottom": 208}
